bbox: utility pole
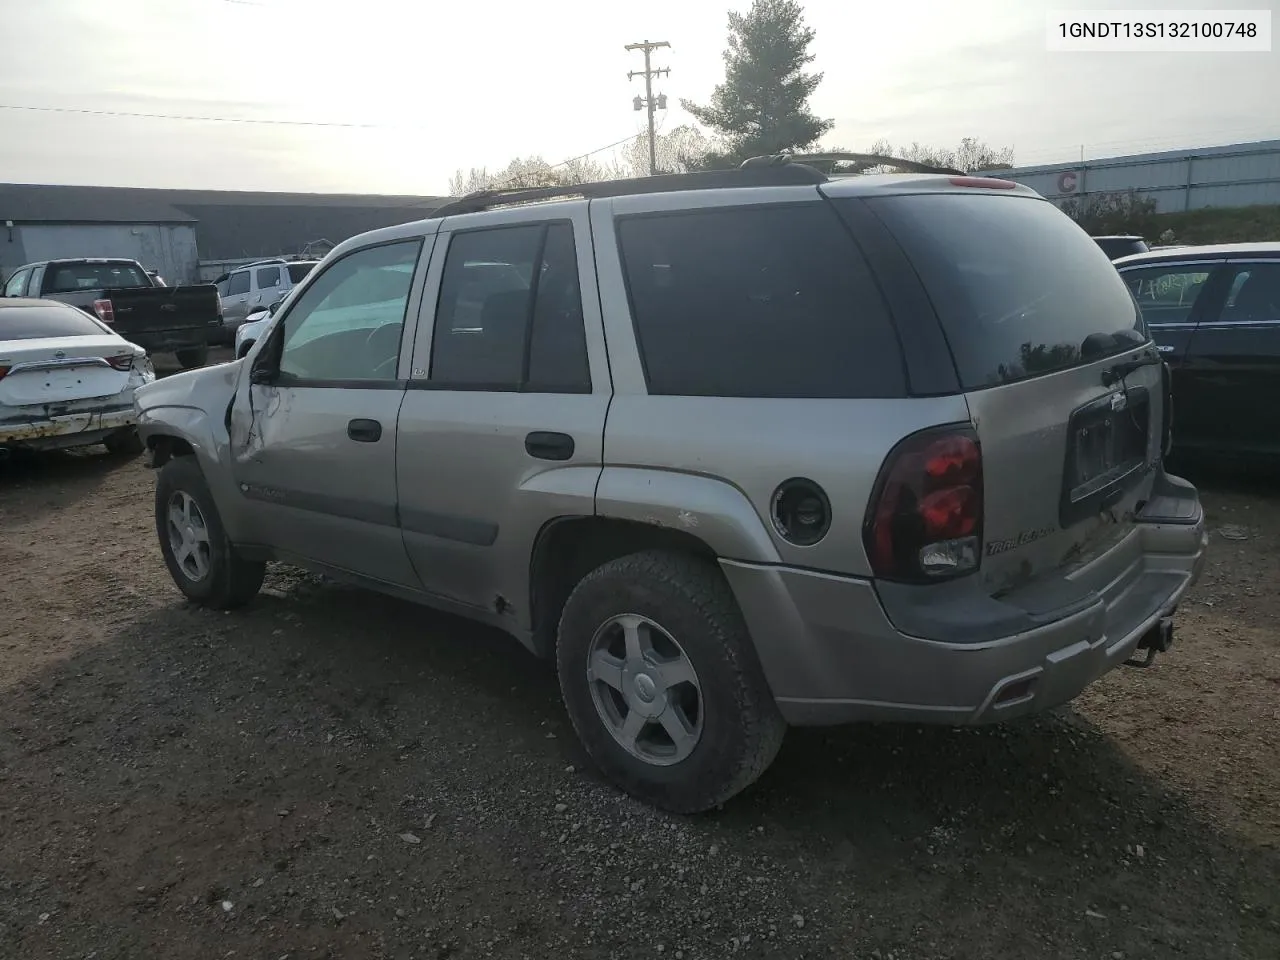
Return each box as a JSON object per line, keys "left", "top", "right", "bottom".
{"left": 626, "top": 40, "right": 670, "bottom": 176}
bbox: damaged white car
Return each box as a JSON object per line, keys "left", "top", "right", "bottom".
{"left": 0, "top": 298, "right": 154, "bottom": 457}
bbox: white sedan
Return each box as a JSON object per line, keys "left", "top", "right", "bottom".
{"left": 0, "top": 298, "right": 154, "bottom": 456}
{"left": 233, "top": 307, "right": 272, "bottom": 359}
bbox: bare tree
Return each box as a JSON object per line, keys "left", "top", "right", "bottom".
{"left": 1058, "top": 190, "right": 1158, "bottom": 236}
{"left": 618, "top": 125, "right": 712, "bottom": 177}
{"left": 863, "top": 137, "right": 1014, "bottom": 173}
{"left": 448, "top": 154, "right": 625, "bottom": 195}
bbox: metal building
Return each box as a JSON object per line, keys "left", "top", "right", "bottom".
{"left": 981, "top": 139, "right": 1280, "bottom": 213}
{"left": 0, "top": 186, "right": 198, "bottom": 283}
{"left": 0, "top": 183, "right": 448, "bottom": 284}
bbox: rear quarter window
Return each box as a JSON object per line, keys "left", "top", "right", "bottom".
{"left": 616, "top": 202, "right": 906, "bottom": 399}
{"left": 287, "top": 263, "right": 317, "bottom": 284}
{"left": 858, "top": 194, "right": 1147, "bottom": 390}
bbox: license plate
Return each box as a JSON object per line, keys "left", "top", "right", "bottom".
{"left": 1068, "top": 396, "right": 1149, "bottom": 502}
{"left": 1075, "top": 416, "right": 1122, "bottom": 487}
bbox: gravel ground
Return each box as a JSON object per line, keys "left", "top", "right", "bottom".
{"left": 1, "top": 360, "right": 1277, "bottom": 959}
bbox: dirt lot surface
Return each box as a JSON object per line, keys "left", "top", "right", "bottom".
{"left": 1, "top": 363, "right": 1277, "bottom": 959}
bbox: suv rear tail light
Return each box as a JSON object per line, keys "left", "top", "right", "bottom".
{"left": 104, "top": 354, "right": 135, "bottom": 371}
{"left": 864, "top": 426, "right": 983, "bottom": 582}
{"left": 0, "top": 365, "right": 9, "bottom": 382}
{"left": 92, "top": 299, "right": 115, "bottom": 324}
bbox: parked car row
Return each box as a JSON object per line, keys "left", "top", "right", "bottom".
{"left": 133, "top": 159, "right": 1208, "bottom": 813}
{"left": 213, "top": 258, "right": 318, "bottom": 347}
{"left": 1117, "top": 242, "right": 1280, "bottom": 460}
{"left": 3, "top": 257, "right": 218, "bottom": 368}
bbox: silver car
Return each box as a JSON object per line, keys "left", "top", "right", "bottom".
{"left": 134, "top": 161, "right": 1208, "bottom": 813}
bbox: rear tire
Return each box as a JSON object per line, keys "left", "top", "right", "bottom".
{"left": 104, "top": 427, "right": 144, "bottom": 456}
{"left": 175, "top": 346, "right": 209, "bottom": 369}
{"left": 155, "top": 455, "right": 265, "bottom": 608}
{"left": 556, "top": 549, "right": 786, "bottom": 813}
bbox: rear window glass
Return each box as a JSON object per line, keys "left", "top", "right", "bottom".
{"left": 287, "top": 263, "right": 317, "bottom": 283}
{"left": 859, "top": 194, "right": 1146, "bottom": 390}
{"left": 45, "top": 262, "right": 149, "bottom": 293}
{"left": 617, "top": 203, "right": 906, "bottom": 399}
{"left": 0, "top": 304, "right": 109, "bottom": 339}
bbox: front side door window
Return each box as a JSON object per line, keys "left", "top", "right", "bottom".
{"left": 227, "top": 271, "right": 251, "bottom": 297}
{"left": 4, "top": 269, "right": 30, "bottom": 297}
{"left": 277, "top": 240, "right": 422, "bottom": 383}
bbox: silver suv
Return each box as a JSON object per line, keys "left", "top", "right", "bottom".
{"left": 134, "top": 161, "right": 1208, "bottom": 813}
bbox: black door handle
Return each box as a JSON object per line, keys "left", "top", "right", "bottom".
{"left": 348, "top": 418, "right": 382, "bottom": 443}
{"left": 525, "top": 431, "right": 574, "bottom": 461}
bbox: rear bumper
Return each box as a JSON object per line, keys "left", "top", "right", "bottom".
{"left": 723, "top": 473, "right": 1207, "bottom": 726}
{"left": 128, "top": 327, "right": 218, "bottom": 353}
{"left": 0, "top": 405, "right": 136, "bottom": 450}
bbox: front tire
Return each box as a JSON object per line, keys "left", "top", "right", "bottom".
{"left": 175, "top": 346, "right": 209, "bottom": 369}
{"left": 104, "top": 427, "right": 144, "bottom": 456}
{"left": 556, "top": 549, "right": 786, "bottom": 813}
{"left": 155, "top": 456, "right": 265, "bottom": 608}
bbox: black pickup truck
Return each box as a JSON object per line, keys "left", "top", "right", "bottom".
{"left": 2, "top": 258, "right": 221, "bottom": 368}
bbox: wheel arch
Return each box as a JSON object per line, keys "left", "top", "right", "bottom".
{"left": 527, "top": 515, "right": 719, "bottom": 660}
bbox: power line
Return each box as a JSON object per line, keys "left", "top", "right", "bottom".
{"left": 0, "top": 102, "right": 383, "bottom": 129}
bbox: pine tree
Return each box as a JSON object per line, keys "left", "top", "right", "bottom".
{"left": 682, "top": 0, "right": 833, "bottom": 165}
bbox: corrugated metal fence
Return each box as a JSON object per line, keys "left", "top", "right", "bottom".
{"left": 981, "top": 140, "right": 1280, "bottom": 212}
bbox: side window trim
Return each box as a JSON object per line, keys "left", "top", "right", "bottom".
{"left": 416, "top": 218, "right": 591, "bottom": 394}
{"left": 262, "top": 236, "right": 429, "bottom": 390}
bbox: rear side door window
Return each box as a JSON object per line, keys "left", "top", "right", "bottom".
{"left": 255, "top": 266, "right": 283, "bottom": 293}
{"left": 428, "top": 221, "right": 591, "bottom": 392}
{"left": 1175, "top": 261, "right": 1280, "bottom": 451}
{"left": 1219, "top": 263, "right": 1280, "bottom": 325}
{"left": 616, "top": 203, "right": 904, "bottom": 398}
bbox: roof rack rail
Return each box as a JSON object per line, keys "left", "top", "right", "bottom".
{"left": 747, "top": 152, "right": 966, "bottom": 176}
{"left": 427, "top": 151, "right": 964, "bottom": 220}
{"left": 430, "top": 163, "right": 829, "bottom": 218}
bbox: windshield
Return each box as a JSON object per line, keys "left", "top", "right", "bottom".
{"left": 287, "top": 263, "right": 317, "bottom": 283}
{"left": 45, "top": 262, "right": 150, "bottom": 293}
{"left": 0, "top": 303, "right": 111, "bottom": 339}
{"left": 857, "top": 193, "right": 1147, "bottom": 390}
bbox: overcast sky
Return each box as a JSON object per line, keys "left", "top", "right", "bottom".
{"left": 0, "top": 0, "right": 1275, "bottom": 196}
